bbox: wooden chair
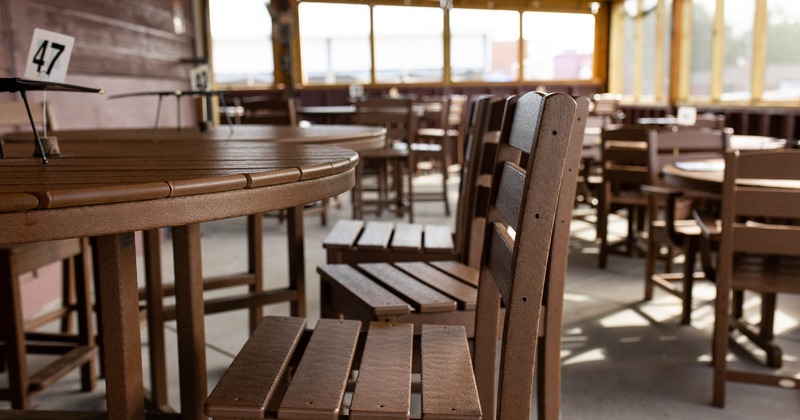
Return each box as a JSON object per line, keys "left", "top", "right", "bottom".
{"left": 596, "top": 126, "right": 652, "bottom": 268}
{"left": 205, "top": 92, "right": 581, "bottom": 419}
{"left": 0, "top": 101, "right": 95, "bottom": 409}
{"left": 694, "top": 149, "right": 800, "bottom": 407}
{"left": 0, "top": 239, "right": 97, "bottom": 409}
{"left": 323, "top": 95, "right": 506, "bottom": 267}
{"left": 352, "top": 97, "right": 415, "bottom": 221}
{"left": 642, "top": 128, "right": 729, "bottom": 324}
{"left": 317, "top": 92, "right": 587, "bottom": 419}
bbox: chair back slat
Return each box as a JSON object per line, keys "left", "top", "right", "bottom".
{"left": 732, "top": 224, "right": 800, "bottom": 256}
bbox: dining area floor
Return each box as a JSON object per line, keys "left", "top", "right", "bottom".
{"left": 3, "top": 174, "right": 799, "bottom": 418}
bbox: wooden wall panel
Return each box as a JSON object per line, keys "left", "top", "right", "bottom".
{"left": 1, "top": 0, "right": 199, "bottom": 128}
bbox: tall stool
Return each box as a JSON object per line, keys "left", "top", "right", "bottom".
{"left": 0, "top": 238, "right": 96, "bottom": 408}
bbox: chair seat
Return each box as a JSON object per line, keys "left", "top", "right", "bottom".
{"left": 204, "top": 316, "right": 481, "bottom": 419}
{"left": 318, "top": 262, "right": 480, "bottom": 336}
{"left": 323, "top": 220, "right": 455, "bottom": 264}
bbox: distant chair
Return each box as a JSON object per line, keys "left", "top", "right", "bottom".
{"left": 696, "top": 149, "right": 800, "bottom": 407}
{"left": 352, "top": 97, "right": 415, "bottom": 221}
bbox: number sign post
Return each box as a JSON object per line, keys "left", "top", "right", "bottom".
{"left": 24, "top": 28, "right": 75, "bottom": 83}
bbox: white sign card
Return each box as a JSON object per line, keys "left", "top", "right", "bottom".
{"left": 676, "top": 106, "right": 697, "bottom": 126}
{"left": 189, "top": 64, "right": 212, "bottom": 92}
{"left": 24, "top": 28, "right": 75, "bottom": 83}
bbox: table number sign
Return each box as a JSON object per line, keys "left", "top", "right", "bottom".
{"left": 189, "top": 64, "right": 212, "bottom": 92}
{"left": 24, "top": 28, "right": 75, "bottom": 83}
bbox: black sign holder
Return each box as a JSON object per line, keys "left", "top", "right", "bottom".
{"left": 0, "top": 78, "right": 102, "bottom": 164}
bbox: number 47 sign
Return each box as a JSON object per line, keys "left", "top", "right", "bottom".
{"left": 24, "top": 28, "right": 75, "bottom": 83}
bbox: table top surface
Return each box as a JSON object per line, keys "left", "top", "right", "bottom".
{"left": 0, "top": 133, "right": 359, "bottom": 245}
{"left": 2, "top": 124, "right": 386, "bottom": 150}
{"left": 663, "top": 157, "right": 800, "bottom": 194}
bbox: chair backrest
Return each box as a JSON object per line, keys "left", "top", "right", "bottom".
{"left": 240, "top": 96, "right": 297, "bottom": 126}
{"left": 470, "top": 92, "right": 582, "bottom": 418}
{"left": 651, "top": 127, "right": 730, "bottom": 177}
{"left": 453, "top": 95, "right": 506, "bottom": 268}
{"left": 601, "top": 126, "right": 654, "bottom": 191}
{"left": 693, "top": 112, "right": 726, "bottom": 129}
{"left": 719, "top": 150, "right": 800, "bottom": 263}
{"left": 355, "top": 97, "right": 415, "bottom": 146}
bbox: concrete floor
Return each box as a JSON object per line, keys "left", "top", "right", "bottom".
{"left": 3, "top": 174, "right": 799, "bottom": 418}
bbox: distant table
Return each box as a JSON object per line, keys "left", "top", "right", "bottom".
{"left": 637, "top": 117, "right": 680, "bottom": 126}
{"left": 663, "top": 157, "right": 800, "bottom": 194}
{"left": 0, "top": 139, "right": 358, "bottom": 419}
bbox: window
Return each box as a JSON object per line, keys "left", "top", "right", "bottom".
{"left": 209, "top": 0, "right": 274, "bottom": 86}
{"left": 721, "top": 0, "right": 755, "bottom": 100}
{"left": 449, "top": 8, "right": 520, "bottom": 83}
{"left": 298, "top": 2, "right": 371, "bottom": 85}
{"left": 373, "top": 6, "right": 444, "bottom": 83}
{"left": 764, "top": 0, "right": 800, "bottom": 100}
{"left": 689, "top": 0, "right": 715, "bottom": 98}
{"left": 522, "top": 11, "right": 595, "bottom": 81}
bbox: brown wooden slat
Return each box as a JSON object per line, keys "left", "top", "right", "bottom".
{"left": 486, "top": 222, "right": 515, "bottom": 306}
{"left": 278, "top": 319, "right": 362, "bottom": 420}
{"left": 0, "top": 192, "right": 38, "bottom": 212}
{"left": 393, "top": 262, "right": 477, "bottom": 310}
{"left": 356, "top": 221, "right": 395, "bottom": 251}
{"left": 350, "top": 322, "right": 413, "bottom": 420}
{"left": 420, "top": 325, "right": 481, "bottom": 419}
{"left": 205, "top": 316, "right": 306, "bottom": 419}
{"left": 318, "top": 264, "right": 411, "bottom": 317}
{"left": 429, "top": 261, "right": 479, "bottom": 288}
{"left": 494, "top": 162, "right": 526, "bottom": 233}
{"left": 390, "top": 223, "right": 424, "bottom": 252}
{"left": 36, "top": 182, "right": 172, "bottom": 209}
{"left": 423, "top": 224, "right": 454, "bottom": 253}
{"left": 168, "top": 174, "right": 249, "bottom": 197}
{"left": 359, "top": 263, "right": 456, "bottom": 313}
{"left": 28, "top": 345, "right": 98, "bottom": 392}
{"left": 732, "top": 224, "right": 800, "bottom": 256}
{"left": 735, "top": 189, "right": 800, "bottom": 219}
{"left": 322, "top": 219, "right": 365, "bottom": 249}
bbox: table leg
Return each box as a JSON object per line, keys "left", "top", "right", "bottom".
{"left": 172, "top": 224, "right": 208, "bottom": 420}
{"left": 287, "top": 206, "right": 306, "bottom": 317}
{"left": 95, "top": 233, "right": 145, "bottom": 419}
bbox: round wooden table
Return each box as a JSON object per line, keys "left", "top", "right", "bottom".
{"left": 3, "top": 124, "right": 387, "bottom": 153}
{"left": 0, "top": 139, "right": 358, "bottom": 419}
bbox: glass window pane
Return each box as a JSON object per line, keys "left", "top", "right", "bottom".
{"left": 764, "top": 0, "right": 800, "bottom": 100}
{"left": 641, "top": 7, "right": 658, "bottom": 98}
{"left": 662, "top": 0, "right": 673, "bottom": 101}
{"left": 373, "top": 6, "right": 443, "bottom": 84}
{"left": 689, "top": 0, "right": 715, "bottom": 98}
{"left": 622, "top": 10, "right": 636, "bottom": 95}
{"left": 721, "top": 0, "right": 754, "bottom": 100}
{"left": 522, "top": 12, "right": 595, "bottom": 81}
{"left": 449, "top": 9, "right": 519, "bottom": 83}
{"left": 298, "top": 2, "right": 371, "bottom": 85}
{"left": 209, "top": 0, "right": 274, "bottom": 86}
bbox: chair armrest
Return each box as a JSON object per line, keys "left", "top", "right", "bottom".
{"left": 692, "top": 209, "right": 721, "bottom": 240}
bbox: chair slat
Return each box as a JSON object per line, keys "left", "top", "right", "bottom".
{"left": 350, "top": 322, "right": 414, "bottom": 420}
{"left": 278, "top": 319, "right": 362, "bottom": 420}
{"left": 394, "top": 262, "right": 477, "bottom": 310}
{"left": 732, "top": 224, "right": 800, "bottom": 256}
{"left": 429, "top": 260, "right": 479, "bottom": 288}
{"left": 390, "top": 223, "right": 424, "bottom": 251}
{"left": 507, "top": 93, "right": 545, "bottom": 155}
{"left": 318, "top": 264, "right": 411, "bottom": 317}
{"left": 494, "top": 162, "right": 526, "bottom": 232}
{"left": 356, "top": 221, "right": 395, "bottom": 250}
{"left": 423, "top": 224, "right": 455, "bottom": 253}
{"left": 735, "top": 188, "right": 800, "bottom": 219}
{"left": 420, "top": 325, "right": 481, "bottom": 420}
{"left": 205, "top": 316, "right": 306, "bottom": 419}
{"left": 358, "top": 263, "right": 457, "bottom": 313}
{"left": 486, "top": 222, "right": 515, "bottom": 306}
{"left": 322, "top": 219, "right": 365, "bottom": 249}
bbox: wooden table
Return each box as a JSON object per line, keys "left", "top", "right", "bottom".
{"left": 663, "top": 158, "right": 800, "bottom": 194}
{"left": 0, "top": 138, "right": 358, "bottom": 419}
{"left": 2, "top": 124, "right": 387, "bottom": 153}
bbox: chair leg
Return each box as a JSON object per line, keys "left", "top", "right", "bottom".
{"left": 60, "top": 259, "right": 76, "bottom": 333}
{"left": 644, "top": 230, "right": 657, "bottom": 301}
{"left": 248, "top": 214, "right": 265, "bottom": 328}
{"left": 0, "top": 257, "right": 30, "bottom": 409}
{"left": 712, "top": 287, "right": 731, "bottom": 407}
{"left": 287, "top": 207, "right": 306, "bottom": 317}
{"left": 760, "top": 293, "right": 781, "bottom": 368}
{"left": 680, "top": 238, "right": 699, "bottom": 325}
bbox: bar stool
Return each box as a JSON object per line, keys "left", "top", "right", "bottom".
{"left": 0, "top": 238, "right": 96, "bottom": 409}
